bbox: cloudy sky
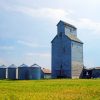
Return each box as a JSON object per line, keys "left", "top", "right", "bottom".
{"left": 0, "top": 0, "right": 100, "bottom": 68}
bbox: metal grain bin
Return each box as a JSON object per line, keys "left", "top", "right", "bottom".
{"left": 8, "top": 64, "right": 17, "bottom": 80}
{"left": 18, "top": 64, "right": 29, "bottom": 80}
{"left": 29, "top": 64, "right": 41, "bottom": 80}
{"left": 0, "top": 65, "right": 6, "bottom": 79}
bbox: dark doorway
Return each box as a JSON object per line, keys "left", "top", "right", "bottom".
{"left": 56, "top": 65, "right": 66, "bottom": 78}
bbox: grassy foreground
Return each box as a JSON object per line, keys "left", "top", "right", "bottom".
{"left": 0, "top": 79, "right": 100, "bottom": 100}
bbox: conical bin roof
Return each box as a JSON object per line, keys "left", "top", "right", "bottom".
{"left": 30, "top": 64, "right": 41, "bottom": 68}
{"left": 8, "top": 64, "right": 17, "bottom": 68}
{"left": 19, "top": 64, "right": 29, "bottom": 67}
{"left": 0, "top": 65, "right": 6, "bottom": 68}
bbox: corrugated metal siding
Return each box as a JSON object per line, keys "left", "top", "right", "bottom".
{"left": 8, "top": 68, "right": 16, "bottom": 79}
{"left": 7, "top": 64, "right": 17, "bottom": 79}
{"left": 18, "top": 64, "right": 29, "bottom": 80}
{"left": 71, "top": 41, "right": 83, "bottom": 78}
{"left": 0, "top": 68, "right": 6, "bottom": 79}
{"left": 52, "top": 34, "right": 72, "bottom": 78}
{"left": 29, "top": 67, "right": 41, "bottom": 80}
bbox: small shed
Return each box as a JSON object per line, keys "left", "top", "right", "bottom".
{"left": 82, "top": 68, "right": 92, "bottom": 79}
{"left": 42, "top": 68, "right": 51, "bottom": 79}
{"left": 0, "top": 65, "right": 6, "bottom": 79}
{"left": 29, "top": 64, "right": 41, "bottom": 80}
{"left": 8, "top": 64, "right": 17, "bottom": 80}
{"left": 18, "top": 64, "right": 29, "bottom": 80}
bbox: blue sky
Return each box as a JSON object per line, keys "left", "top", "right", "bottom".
{"left": 0, "top": 0, "right": 100, "bottom": 68}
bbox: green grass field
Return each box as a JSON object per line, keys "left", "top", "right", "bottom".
{"left": 0, "top": 79, "right": 100, "bottom": 100}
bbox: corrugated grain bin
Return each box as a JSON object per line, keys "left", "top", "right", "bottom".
{"left": 41, "top": 69, "right": 44, "bottom": 79}
{"left": 8, "top": 64, "right": 17, "bottom": 79}
{"left": 18, "top": 64, "right": 29, "bottom": 80}
{"left": 29, "top": 64, "right": 41, "bottom": 80}
{"left": 0, "top": 65, "right": 6, "bottom": 79}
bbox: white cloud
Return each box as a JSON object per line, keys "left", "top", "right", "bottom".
{"left": 0, "top": 1, "right": 71, "bottom": 21}
{"left": 17, "top": 40, "right": 49, "bottom": 48}
{"left": 2, "top": 0, "right": 100, "bottom": 35}
{"left": 18, "top": 7, "right": 68, "bottom": 20}
{"left": 23, "top": 7, "right": 100, "bottom": 35}
{"left": 26, "top": 52, "right": 50, "bottom": 58}
{"left": 0, "top": 46, "right": 14, "bottom": 50}
{"left": 77, "top": 18, "right": 100, "bottom": 33}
